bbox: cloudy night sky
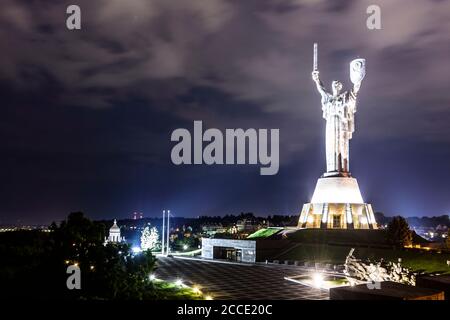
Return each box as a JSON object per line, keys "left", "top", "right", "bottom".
{"left": 0, "top": 0, "right": 449, "bottom": 224}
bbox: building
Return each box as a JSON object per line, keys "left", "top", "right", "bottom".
{"left": 236, "top": 219, "right": 260, "bottom": 233}
{"left": 201, "top": 237, "right": 289, "bottom": 263}
{"left": 133, "top": 212, "right": 143, "bottom": 220}
{"left": 202, "top": 223, "right": 227, "bottom": 236}
{"left": 104, "top": 219, "right": 125, "bottom": 244}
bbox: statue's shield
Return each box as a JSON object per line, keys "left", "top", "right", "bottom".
{"left": 350, "top": 58, "right": 366, "bottom": 84}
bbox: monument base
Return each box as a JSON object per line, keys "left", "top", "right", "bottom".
{"left": 298, "top": 176, "right": 377, "bottom": 229}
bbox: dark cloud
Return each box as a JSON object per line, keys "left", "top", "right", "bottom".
{"left": 0, "top": 0, "right": 449, "bottom": 224}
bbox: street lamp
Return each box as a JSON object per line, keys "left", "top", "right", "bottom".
{"left": 162, "top": 210, "right": 166, "bottom": 255}
{"left": 166, "top": 210, "right": 170, "bottom": 255}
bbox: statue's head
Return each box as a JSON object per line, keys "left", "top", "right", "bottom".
{"left": 332, "top": 80, "right": 343, "bottom": 95}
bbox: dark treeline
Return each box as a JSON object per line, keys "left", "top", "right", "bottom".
{"left": 99, "top": 212, "right": 299, "bottom": 232}
{"left": 375, "top": 213, "right": 450, "bottom": 228}
{"left": 102, "top": 213, "right": 449, "bottom": 232}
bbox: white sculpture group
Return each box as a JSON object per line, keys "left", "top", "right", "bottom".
{"left": 344, "top": 248, "right": 416, "bottom": 286}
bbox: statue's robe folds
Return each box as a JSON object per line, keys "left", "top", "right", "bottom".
{"left": 321, "top": 89, "right": 357, "bottom": 174}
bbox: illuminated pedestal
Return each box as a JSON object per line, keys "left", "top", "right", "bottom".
{"left": 298, "top": 177, "right": 377, "bottom": 229}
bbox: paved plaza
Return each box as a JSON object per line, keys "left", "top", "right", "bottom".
{"left": 155, "top": 257, "right": 329, "bottom": 300}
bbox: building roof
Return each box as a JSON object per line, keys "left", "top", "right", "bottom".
{"left": 110, "top": 219, "right": 120, "bottom": 232}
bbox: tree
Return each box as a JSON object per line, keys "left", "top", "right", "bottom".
{"left": 1, "top": 212, "right": 206, "bottom": 300}
{"left": 374, "top": 212, "right": 390, "bottom": 227}
{"left": 386, "top": 216, "right": 412, "bottom": 247}
{"left": 141, "top": 226, "right": 158, "bottom": 251}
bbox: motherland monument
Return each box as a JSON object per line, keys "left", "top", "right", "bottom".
{"left": 298, "top": 44, "right": 377, "bottom": 229}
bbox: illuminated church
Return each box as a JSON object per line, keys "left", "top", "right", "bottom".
{"left": 104, "top": 219, "right": 125, "bottom": 244}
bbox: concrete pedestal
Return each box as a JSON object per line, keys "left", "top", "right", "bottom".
{"left": 311, "top": 177, "right": 364, "bottom": 204}
{"left": 298, "top": 176, "right": 377, "bottom": 229}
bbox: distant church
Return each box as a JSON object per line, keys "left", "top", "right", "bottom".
{"left": 104, "top": 219, "right": 125, "bottom": 244}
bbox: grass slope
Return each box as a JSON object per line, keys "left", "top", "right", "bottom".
{"left": 276, "top": 229, "right": 447, "bottom": 274}
{"left": 277, "top": 244, "right": 450, "bottom": 274}
{"left": 247, "top": 227, "right": 283, "bottom": 239}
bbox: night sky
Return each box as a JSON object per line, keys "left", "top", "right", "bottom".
{"left": 1, "top": 0, "right": 450, "bottom": 225}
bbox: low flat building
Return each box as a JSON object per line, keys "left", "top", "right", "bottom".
{"left": 201, "top": 237, "right": 289, "bottom": 263}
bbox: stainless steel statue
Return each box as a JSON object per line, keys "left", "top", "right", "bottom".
{"left": 298, "top": 45, "right": 377, "bottom": 230}
{"left": 311, "top": 43, "right": 366, "bottom": 176}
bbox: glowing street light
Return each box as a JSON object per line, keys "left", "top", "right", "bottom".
{"left": 312, "top": 273, "right": 324, "bottom": 289}
{"left": 183, "top": 244, "right": 188, "bottom": 250}
{"left": 162, "top": 210, "right": 166, "bottom": 255}
{"left": 149, "top": 274, "right": 156, "bottom": 281}
{"left": 192, "top": 286, "right": 201, "bottom": 294}
{"left": 132, "top": 246, "right": 142, "bottom": 254}
{"left": 205, "top": 295, "right": 213, "bottom": 300}
{"left": 175, "top": 279, "right": 183, "bottom": 287}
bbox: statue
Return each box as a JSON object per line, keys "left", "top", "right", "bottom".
{"left": 311, "top": 43, "right": 366, "bottom": 176}
{"left": 297, "top": 45, "right": 378, "bottom": 230}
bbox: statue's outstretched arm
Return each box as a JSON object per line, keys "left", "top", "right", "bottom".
{"left": 312, "top": 71, "right": 328, "bottom": 98}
